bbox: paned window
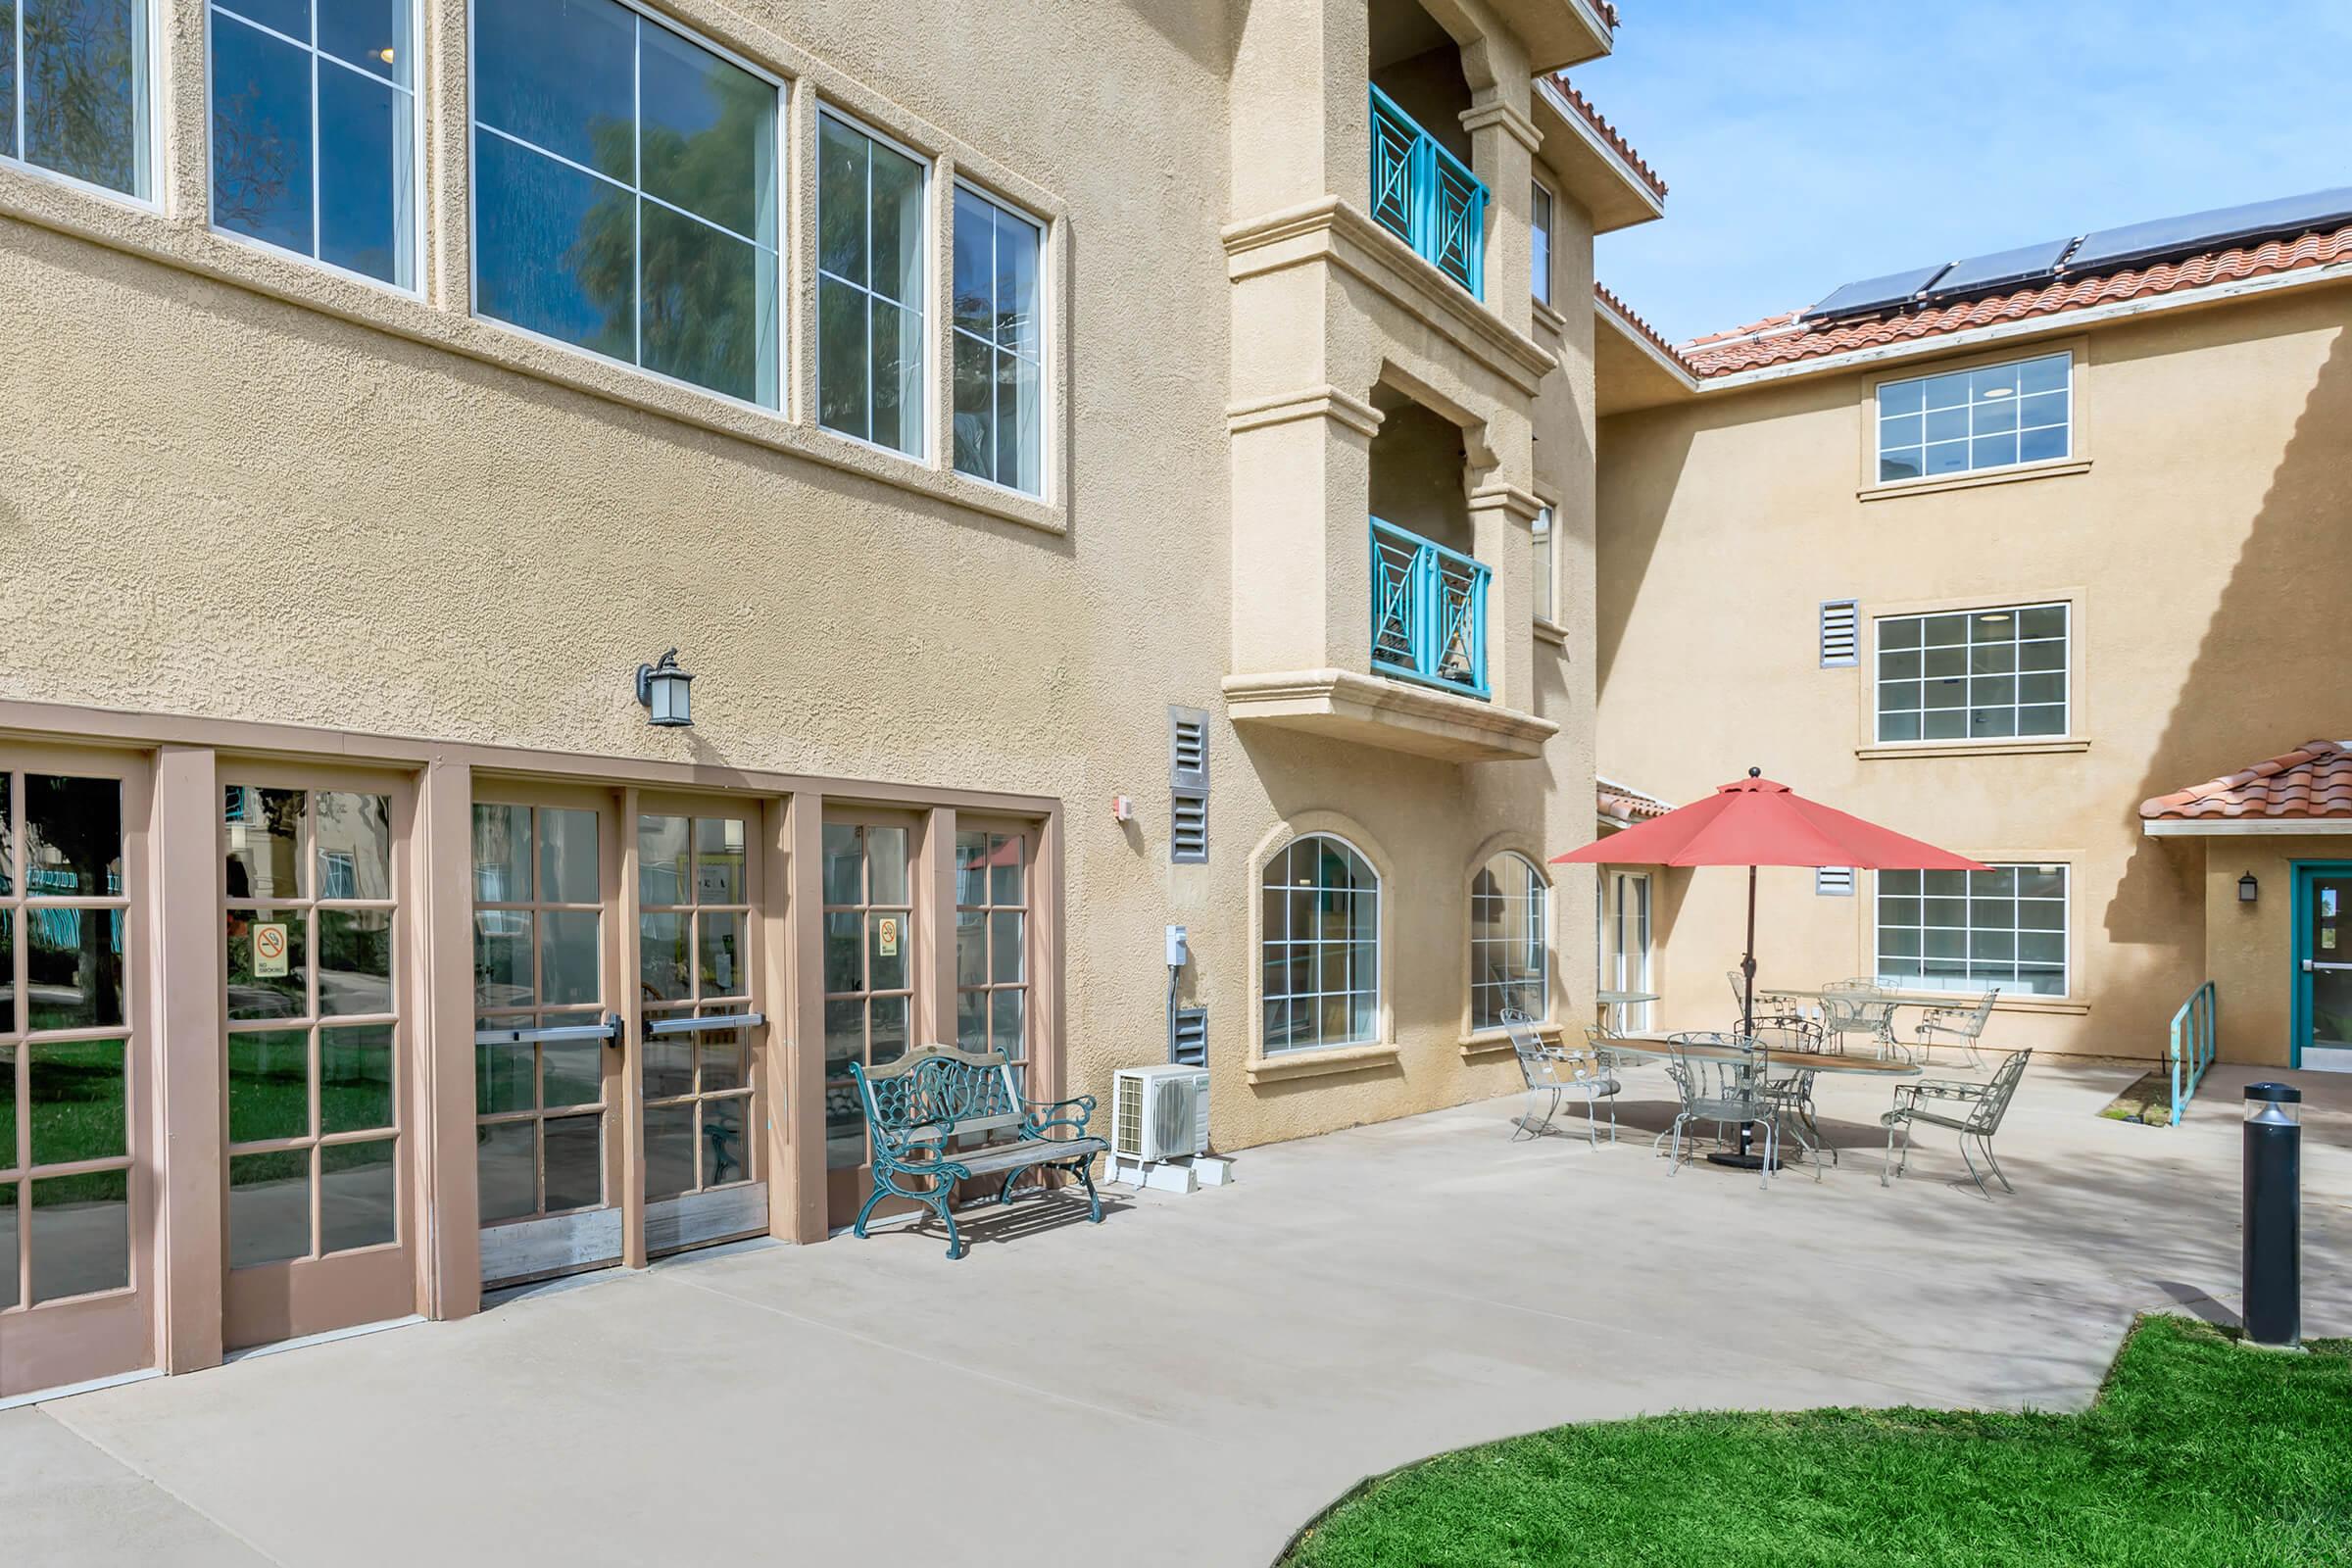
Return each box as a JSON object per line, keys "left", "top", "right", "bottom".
{"left": 951, "top": 183, "right": 1043, "bottom": 493}
{"left": 820, "top": 820, "right": 911, "bottom": 1166}
{"left": 1470, "top": 853, "right": 1547, "bottom": 1030}
{"left": 954, "top": 828, "right": 1028, "bottom": 1062}
{"left": 1876, "top": 603, "right": 2068, "bottom": 743}
{"left": 1877, "top": 352, "right": 2069, "bottom": 482}
{"left": 470, "top": 0, "right": 780, "bottom": 405}
{"left": 1878, "top": 863, "right": 2067, "bottom": 997}
{"left": 816, "top": 109, "right": 925, "bottom": 455}
{"left": 209, "top": 0, "right": 417, "bottom": 287}
{"left": 1259, "top": 835, "right": 1378, "bottom": 1054}
{"left": 637, "top": 811, "right": 755, "bottom": 1200}
{"left": 1532, "top": 505, "right": 1554, "bottom": 623}
{"left": 1530, "top": 180, "right": 1552, "bottom": 305}
{"left": 3, "top": 0, "right": 152, "bottom": 198}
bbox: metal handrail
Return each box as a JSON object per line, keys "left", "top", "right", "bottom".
{"left": 1367, "top": 83, "right": 1487, "bottom": 298}
{"left": 1370, "top": 516, "right": 1490, "bottom": 699}
{"left": 2167, "top": 980, "right": 2218, "bottom": 1126}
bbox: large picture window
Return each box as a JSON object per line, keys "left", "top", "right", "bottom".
{"left": 1470, "top": 853, "right": 1547, "bottom": 1031}
{"left": 951, "top": 183, "right": 1043, "bottom": 494}
{"left": 4, "top": 0, "right": 152, "bottom": 198}
{"left": 1876, "top": 603, "right": 2068, "bottom": 744}
{"left": 208, "top": 0, "right": 417, "bottom": 288}
{"left": 470, "top": 0, "right": 780, "bottom": 406}
{"left": 1878, "top": 863, "right": 2067, "bottom": 998}
{"left": 1877, "top": 352, "right": 2069, "bottom": 483}
{"left": 1259, "top": 834, "right": 1378, "bottom": 1054}
{"left": 817, "top": 109, "right": 925, "bottom": 457}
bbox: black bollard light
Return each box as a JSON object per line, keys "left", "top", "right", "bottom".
{"left": 2242, "top": 1082, "right": 2302, "bottom": 1348}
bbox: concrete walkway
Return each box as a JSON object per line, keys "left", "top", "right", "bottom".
{"left": 9, "top": 1056, "right": 2347, "bottom": 1566}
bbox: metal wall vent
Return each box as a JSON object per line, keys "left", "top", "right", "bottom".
{"left": 1169, "top": 706, "right": 1209, "bottom": 864}
{"left": 1816, "top": 867, "right": 1855, "bottom": 897}
{"left": 1819, "top": 599, "right": 1859, "bottom": 667}
{"left": 1170, "top": 1006, "right": 1207, "bottom": 1067}
{"left": 1171, "top": 792, "right": 1208, "bottom": 864}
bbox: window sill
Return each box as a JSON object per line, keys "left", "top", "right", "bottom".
{"left": 1857, "top": 739, "right": 2089, "bottom": 760}
{"left": 1533, "top": 617, "right": 1568, "bottom": 648}
{"left": 1244, "top": 1041, "right": 1401, "bottom": 1085}
{"left": 1858, "top": 459, "right": 2090, "bottom": 503}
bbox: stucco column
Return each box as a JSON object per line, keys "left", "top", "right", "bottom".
{"left": 153, "top": 744, "right": 223, "bottom": 1372}
{"left": 1461, "top": 74, "right": 1539, "bottom": 341}
{"left": 1229, "top": 392, "right": 1383, "bottom": 677}
{"left": 417, "top": 755, "right": 481, "bottom": 1319}
{"left": 1229, "top": 0, "right": 1369, "bottom": 220}
{"left": 1467, "top": 478, "right": 1544, "bottom": 713}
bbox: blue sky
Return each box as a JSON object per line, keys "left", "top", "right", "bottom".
{"left": 1585, "top": 2, "right": 2352, "bottom": 343}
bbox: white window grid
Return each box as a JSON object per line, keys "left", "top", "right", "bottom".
{"left": 2, "top": 0, "right": 161, "bottom": 207}
{"left": 1875, "top": 602, "right": 2068, "bottom": 744}
{"left": 1877, "top": 864, "right": 2067, "bottom": 997}
{"left": 1470, "top": 854, "right": 1548, "bottom": 1031}
{"left": 816, "top": 106, "right": 928, "bottom": 458}
{"left": 1259, "top": 834, "right": 1379, "bottom": 1054}
{"left": 206, "top": 0, "right": 423, "bottom": 292}
{"left": 949, "top": 179, "right": 1045, "bottom": 495}
{"left": 1877, "top": 352, "right": 2069, "bottom": 483}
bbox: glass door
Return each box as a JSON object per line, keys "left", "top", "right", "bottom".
{"left": 0, "top": 749, "right": 152, "bottom": 1399}
{"left": 821, "top": 813, "right": 916, "bottom": 1227}
{"left": 1602, "top": 870, "right": 1652, "bottom": 1029}
{"left": 2295, "top": 863, "right": 2352, "bottom": 1070}
{"left": 635, "top": 801, "right": 767, "bottom": 1254}
{"left": 220, "top": 768, "right": 415, "bottom": 1349}
{"left": 471, "top": 790, "right": 622, "bottom": 1287}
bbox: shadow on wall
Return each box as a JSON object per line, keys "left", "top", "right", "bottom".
{"left": 2108, "top": 318, "right": 2352, "bottom": 947}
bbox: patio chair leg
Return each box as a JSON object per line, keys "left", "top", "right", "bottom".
{"left": 1977, "top": 1136, "right": 2014, "bottom": 1196}
{"left": 1667, "top": 1114, "right": 1687, "bottom": 1174}
{"left": 852, "top": 1181, "right": 887, "bottom": 1238}
{"left": 1958, "top": 1133, "right": 1990, "bottom": 1199}
{"left": 1074, "top": 1159, "right": 1104, "bottom": 1222}
{"left": 1606, "top": 1095, "right": 1618, "bottom": 1145}
{"left": 1882, "top": 1117, "right": 1907, "bottom": 1188}
{"left": 936, "top": 1196, "right": 964, "bottom": 1260}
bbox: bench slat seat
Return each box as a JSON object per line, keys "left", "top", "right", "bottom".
{"left": 849, "top": 1046, "right": 1107, "bottom": 1259}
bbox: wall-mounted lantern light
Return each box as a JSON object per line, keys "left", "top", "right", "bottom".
{"left": 636, "top": 648, "right": 695, "bottom": 728}
{"left": 2239, "top": 871, "right": 2260, "bottom": 904}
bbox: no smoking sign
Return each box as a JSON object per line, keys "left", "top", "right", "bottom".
{"left": 254, "top": 922, "right": 290, "bottom": 979}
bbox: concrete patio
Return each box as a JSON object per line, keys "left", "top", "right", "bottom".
{"left": 7, "top": 1054, "right": 2346, "bottom": 1566}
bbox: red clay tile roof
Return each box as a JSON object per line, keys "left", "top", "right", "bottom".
{"left": 2140, "top": 740, "right": 2352, "bottom": 822}
{"left": 1598, "top": 781, "right": 1673, "bottom": 824}
{"left": 1551, "top": 75, "right": 1665, "bottom": 201}
{"left": 1682, "top": 221, "right": 2352, "bottom": 378}
{"left": 1595, "top": 282, "right": 1692, "bottom": 371}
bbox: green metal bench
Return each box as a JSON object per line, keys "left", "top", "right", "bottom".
{"left": 848, "top": 1046, "right": 1107, "bottom": 1259}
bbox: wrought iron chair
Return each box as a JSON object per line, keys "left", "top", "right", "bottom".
{"left": 1663, "top": 1032, "right": 1778, "bottom": 1189}
{"left": 1751, "top": 1019, "right": 1828, "bottom": 1175}
{"left": 1820, "top": 980, "right": 1901, "bottom": 1058}
{"left": 1914, "top": 988, "right": 2000, "bottom": 1068}
{"left": 1501, "top": 1008, "right": 1618, "bottom": 1145}
{"left": 1881, "top": 1048, "right": 2033, "bottom": 1197}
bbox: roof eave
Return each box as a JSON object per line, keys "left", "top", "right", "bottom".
{"left": 1533, "top": 78, "right": 1665, "bottom": 235}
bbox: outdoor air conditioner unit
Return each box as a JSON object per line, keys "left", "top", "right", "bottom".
{"left": 1111, "top": 1064, "right": 1211, "bottom": 1162}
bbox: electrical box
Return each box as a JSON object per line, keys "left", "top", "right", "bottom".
{"left": 1165, "top": 924, "right": 1189, "bottom": 967}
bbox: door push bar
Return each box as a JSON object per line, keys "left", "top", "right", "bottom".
{"left": 472, "top": 1013, "right": 624, "bottom": 1048}
{"left": 643, "top": 1010, "right": 766, "bottom": 1036}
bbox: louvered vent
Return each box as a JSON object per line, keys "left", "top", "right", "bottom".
{"left": 1170, "top": 1006, "right": 1206, "bottom": 1067}
{"left": 1816, "top": 866, "right": 1855, "bottom": 897}
{"left": 1170, "top": 792, "right": 1207, "bottom": 864}
{"left": 1169, "top": 706, "right": 1209, "bottom": 864}
{"left": 1820, "top": 599, "right": 1859, "bottom": 667}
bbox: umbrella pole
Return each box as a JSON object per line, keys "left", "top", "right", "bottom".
{"left": 1741, "top": 863, "right": 1757, "bottom": 1038}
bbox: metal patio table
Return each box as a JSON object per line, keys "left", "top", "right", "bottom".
{"left": 1607, "top": 1031, "right": 1922, "bottom": 1168}
{"left": 1595, "top": 989, "right": 1658, "bottom": 1033}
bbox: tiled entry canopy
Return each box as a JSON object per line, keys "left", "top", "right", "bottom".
{"left": 2140, "top": 740, "right": 2352, "bottom": 825}
{"left": 0, "top": 702, "right": 1060, "bottom": 1402}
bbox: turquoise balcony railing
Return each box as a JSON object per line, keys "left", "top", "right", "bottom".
{"left": 1368, "top": 84, "right": 1487, "bottom": 299}
{"left": 1371, "top": 517, "right": 1490, "bottom": 700}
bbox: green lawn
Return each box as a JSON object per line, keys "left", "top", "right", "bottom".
{"left": 1283, "top": 1317, "right": 2352, "bottom": 1567}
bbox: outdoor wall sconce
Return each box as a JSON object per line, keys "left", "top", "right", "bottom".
{"left": 2239, "top": 871, "right": 2260, "bottom": 904}
{"left": 636, "top": 649, "right": 695, "bottom": 728}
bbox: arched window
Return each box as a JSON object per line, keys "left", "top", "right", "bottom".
{"left": 1260, "top": 834, "right": 1379, "bottom": 1054}
{"left": 1470, "top": 853, "right": 1548, "bottom": 1030}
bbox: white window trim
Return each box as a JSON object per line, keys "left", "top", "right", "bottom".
{"left": 464, "top": 0, "right": 791, "bottom": 411}
{"left": 2, "top": 0, "right": 166, "bottom": 213}
{"left": 1529, "top": 176, "right": 1554, "bottom": 307}
{"left": 948, "top": 174, "right": 1048, "bottom": 500}
{"left": 1469, "top": 851, "right": 1550, "bottom": 1033}
{"left": 1871, "top": 600, "right": 2072, "bottom": 748}
{"left": 1873, "top": 862, "right": 2071, "bottom": 1001}
{"left": 1257, "top": 831, "right": 1383, "bottom": 1056}
{"left": 1872, "top": 350, "right": 2073, "bottom": 489}
{"left": 204, "top": 0, "right": 428, "bottom": 298}
{"left": 814, "top": 101, "right": 933, "bottom": 460}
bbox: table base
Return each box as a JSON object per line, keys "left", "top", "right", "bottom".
{"left": 1704, "top": 1150, "right": 1784, "bottom": 1172}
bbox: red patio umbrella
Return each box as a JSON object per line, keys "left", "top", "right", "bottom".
{"left": 1554, "top": 768, "right": 1986, "bottom": 1039}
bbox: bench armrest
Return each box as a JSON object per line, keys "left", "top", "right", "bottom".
{"left": 1021, "top": 1093, "right": 1098, "bottom": 1139}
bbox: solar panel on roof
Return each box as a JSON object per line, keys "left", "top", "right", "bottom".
{"left": 1801, "top": 262, "right": 1952, "bottom": 320}
{"left": 1927, "top": 238, "right": 2073, "bottom": 299}
{"left": 2068, "top": 185, "right": 2352, "bottom": 272}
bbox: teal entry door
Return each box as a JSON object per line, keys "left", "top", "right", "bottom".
{"left": 2292, "top": 862, "right": 2352, "bottom": 1069}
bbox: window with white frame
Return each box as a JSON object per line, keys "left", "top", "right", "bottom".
{"left": 1259, "top": 834, "right": 1378, "bottom": 1054}
{"left": 1470, "top": 853, "right": 1547, "bottom": 1030}
{"left": 1875, "top": 603, "right": 2068, "bottom": 743}
{"left": 1530, "top": 180, "right": 1553, "bottom": 306}
{"left": 1877, "top": 863, "right": 2067, "bottom": 997}
{"left": 209, "top": 0, "right": 418, "bottom": 288}
{"left": 4, "top": 0, "right": 153, "bottom": 198}
{"left": 1876, "top": 352, "right": 2069, "bottom": 483}
{"left": 951, "top": 183, "right": 1043, "bottom": 494}
{"left": 470, "top": 0, "right": 781, "bottom": 407}
{"left": 1531, "top": 505, "right": 1554, "bottom": 623}
{"left": 817, "top": 108, "right": 926, "bottom": 457}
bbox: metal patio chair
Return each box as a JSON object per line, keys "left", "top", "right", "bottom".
{"left": 1882, "top": 1048, "right": 2033, "bottom": 1197}
{"left": 1752, "top": 1019, "right": 1829, "bottom": 1174}
{"left": 1502, "top": 1009, "right": 1620, "bottom": 1145}
{"left": 1914, "top": 988, "right": 2000, "bottom": 1068}
{"left": 1819, "top": 980, "right": 1901, "bottom": 1059}
{"left": 1663, "top": 1032, "right": 1778, "bottom": 1189}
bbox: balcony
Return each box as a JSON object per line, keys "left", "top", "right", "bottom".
{"left": 1368, "top": 85, "right": 1487, "bottom": 300}
{"left": 1370, "top": 517, "right": 1489, "bottom": 699}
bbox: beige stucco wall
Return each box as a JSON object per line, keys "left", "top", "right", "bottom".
{"left": 0, "top": 0, "right": 1609, "bottom": 1159}
{"left": 1595, "top": 279, "right": 2352, "bottom": 1065}
{"left": 2195, "top": 838, "right": 2352, "bottom": 1068}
